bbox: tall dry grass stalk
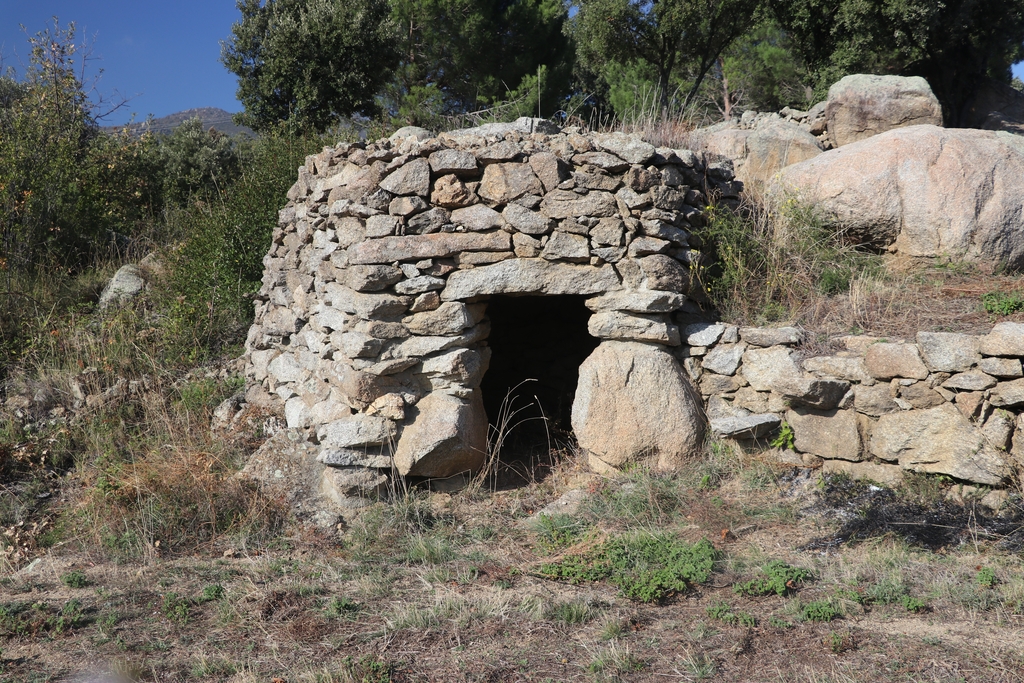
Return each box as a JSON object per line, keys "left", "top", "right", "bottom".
{"left": 579, "top": 82, "right": 718, "bottom": 150}
{"left": 472, "top": 380, "right": 552, "bottom": 493}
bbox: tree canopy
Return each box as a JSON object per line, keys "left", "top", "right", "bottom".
{"left": 380, "top": 0, "right": 573, "bottom": 125}
{"left": 769, "top": 0, "right": 1024, "bottom": 124}
{"left": 570, "top": 0, "right": 761, "bottom": 115}
{"left": 218, "top": 0, "right": 1024, "bottom": 129}
{"left": 221, "top": 0, "right": 398, "bottom": 133}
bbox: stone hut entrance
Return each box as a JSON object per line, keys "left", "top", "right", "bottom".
{"left": 479, "top": 295, "right": 599, "bottom": 456}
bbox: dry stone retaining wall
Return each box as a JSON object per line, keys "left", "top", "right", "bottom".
{"left": 694, "top": 321, "right": 1024, "bottom": 493}
{"left": 243, "top": 118, "right": 739, "bottom": 504}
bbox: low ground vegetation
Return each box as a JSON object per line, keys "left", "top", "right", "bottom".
{"left": 3, "top": 453, "right": 1024, "bottom": 681}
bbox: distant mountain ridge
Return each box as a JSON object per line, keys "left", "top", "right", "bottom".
{"left": 107, "top": 107, "right": 254, "bottom": 137}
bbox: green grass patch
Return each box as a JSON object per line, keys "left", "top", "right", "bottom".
{"left": 533, "top": 513, "right": 589, "bottom": 552}
{"left": 60, "top": 570, "right": 88, "bottom": 589}
{"left": 981, "top": 290, "right": 1024, "bottom": 316}
{"left": 545, "top": 599, "right": 599, "bottom": 624}
{"left": 734, "top": 560, "right": 812, "bottom": 597}
{"left": 539, "top": 532, "right": 718, "bottom": 603}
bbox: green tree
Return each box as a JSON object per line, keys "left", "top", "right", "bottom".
{"left": 156, "top": 118, "right": 240, "bottom": 207}
{"left": 385, "top": 0, "right": 572, "bottom": 124}
{"left": 570, "top": 0, "right": 761, "bottom": 115}
{"left": 0, "top": 20, "right": 158, "bottom": 271}
{"left": 221, "top": 0, "right": 399, "bottom": 133}
{"left": 769, "top": 0, "right": 1024, "bottom": 124}
{"left": 720, "top": 19, "right": 809, "bottom": 113}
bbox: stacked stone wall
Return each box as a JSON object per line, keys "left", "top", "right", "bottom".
{"left": 694, "top": 322, "right": 1024, "bottom": 495}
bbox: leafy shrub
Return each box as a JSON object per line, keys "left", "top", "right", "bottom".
{"left": 162, "top": 592, "right": 191, "bottom": 626}
{"left": 900, "top": 595, "right": 927, "bottom": 613}
{"left": 770, "top": 423, "right": 795, "bottom": 450}
{"left": 0, "top": 600, "right": 87, "bottom": 635}
{"left": 799, "top": 599, "right": 840, "bottom": 622}
{"left": 705, "top": 602, "right": 755, "bottom": 626}
{"left": 155, "top": 118, "right": 241, "bottom": 206}
{"left": 981, "top": 291, "right": 1024, "bottom": 316}
{"left": 734, "top": 560, "right": 812, "bottom": 597}
{"left": 539, "top": 532, "right": 718, "bottom": 602}
{"left": 60, "top": 571, "right": 88, "bottom": 589}
{"left": 164, "top": 129, "right": 328, "bottom": 358}
{"left": 325, "top": 596, "right": 361, "bottom": 620}
{"left": 199, "top": 584, "right": 225, "bottom": 603}
{"left": 338, "top": 655, "right": 393, "bottom": 683}
{"left": 977, "top": 566, "right": 997, "bottom": 588}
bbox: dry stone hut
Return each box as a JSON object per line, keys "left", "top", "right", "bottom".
{"left": 238, "top": 116, "right": 1024, "bottom": 514}
{"left": 241, "top": 118, "right": 737, "bottom": 503}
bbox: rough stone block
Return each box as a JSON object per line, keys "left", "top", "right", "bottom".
{"left": 865, "top": 343, "right": 929, "bottom": 380}
{"left": 978, "top": 322, "right": 1024, "bottom": 357}
{"left": 701, "top": 343, "right": 746, "bottom": 376}
{"left": 572, "top": 341, "right": 704, "bottom": 472}
{"left": 542, "top": 231, "right": 591, "bottom": 262}
{"left": 392, "top": 390, "right": 487, "bottom": 477}
{"left": 869, "top": 403, "right": 1009, "bottom": 485}
{"left": 916, "top": 331, "right": 979, "bottom": 372}
{"left": 379, "top": 157, "right": 430, "bottom": 196}
{"left": 990, "top": 378, "right": 1024, "bottom": 408}
{"left": 787, "top": 407, "right": 861, "bottom": 461}
{"left": 478, "top": 163, "right": 542, "bottom": 204}
{"left": 978, "top": 356, "right": 1023, "bottom": 378}
{"left": 588, "top": 311, "right": 681, "bottom": 345}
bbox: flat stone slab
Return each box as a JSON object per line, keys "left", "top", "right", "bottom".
{"left": 348, "top": 231, "right": 511, "bottom": 264}
{"left": 441, "top": 258, "right": 621, "bottom": 299}
{"left": 585, "top": 290, "right": 685, "bottom": 313}
{"left": 740, "top": 326, "right": 804, "bottom": 347}
{"left": 710, "top": 413, "right": 781, "bottom": 439}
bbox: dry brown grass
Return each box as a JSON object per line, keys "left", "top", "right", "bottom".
{"left": 4, "top": 447, "right": 1024, "bottom": 682}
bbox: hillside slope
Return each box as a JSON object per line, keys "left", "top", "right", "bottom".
{"left": 108, "top": 107, "right": 253, "bottom": 137}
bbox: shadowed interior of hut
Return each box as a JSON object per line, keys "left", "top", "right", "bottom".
{"left": 478, "top": 295, "right": 599, "bottom": 474}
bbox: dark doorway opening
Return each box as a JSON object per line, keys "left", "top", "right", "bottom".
{"left": 479, "top": 295, "right": 599, "bottom": 474}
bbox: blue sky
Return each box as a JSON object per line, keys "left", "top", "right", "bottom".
{"left": 0, "top": 1, "right": 243, "bottom": 125}
{"left": 2, "top": 2, "right": 1024, "bottom": 126}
